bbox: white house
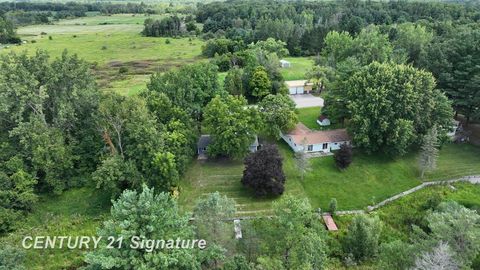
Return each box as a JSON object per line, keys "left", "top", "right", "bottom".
{"left": 281, "top": 123, "right": 350, "bottom": 153}
{"left": 279, "top": 59, "right": 291, "bottom": 68}
{"left": 317, "top": 115, "right": 331, "bottom": 126}
{"left": 286, "top": 80, "right": 314, "bottom": 95}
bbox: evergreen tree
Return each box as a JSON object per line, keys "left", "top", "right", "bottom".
{"left": 85, "top": 185, "right": 200, "bottom": 269}
{"left": 418, "top": 126, "right": 439, "bottom": 178}
{"left": 334, "top": 144, "right": 353, "bottom": 170}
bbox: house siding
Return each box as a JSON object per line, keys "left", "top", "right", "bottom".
{"left": 280, "top": 133, "right": 349, "bottom": 153}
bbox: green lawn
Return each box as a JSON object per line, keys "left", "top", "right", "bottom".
{"left": 0, "top": 187, "right": 111, "bottom": 270}
{"left": 179, "top": 143, "right": 480, "bottom": 214}
{"left": 297, "top": 107, "right": 344, "bottom": 130}
{"left": 280, "top": 57, "right": 314, "bottom": 81}
{"left": 178, "top": 159, "right": 306, "bottom": 216}
{"left": 298, "top": 107, "right": 322, "bottom": 129}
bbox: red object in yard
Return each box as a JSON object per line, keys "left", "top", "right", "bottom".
{"left": 323, "top": 214, "right": 338, "bottom": 231}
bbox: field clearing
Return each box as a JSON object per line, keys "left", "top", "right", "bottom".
{"left": 1, "top": 14, "right": 205, "bottom": 94}
{"left": 280, "top": 56, "right": 315, "bottom": 81}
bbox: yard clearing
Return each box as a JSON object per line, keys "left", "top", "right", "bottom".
{"left": 179, "top": 142, "right": 480, "bottom": 215}
{"left": 279, "top": 57, "right": 314, "bottom": 80}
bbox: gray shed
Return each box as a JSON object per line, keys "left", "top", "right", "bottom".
{"left": 197, "top": 135, "right": 212, "bottom": 155}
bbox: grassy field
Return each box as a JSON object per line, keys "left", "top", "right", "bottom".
{"left": 178, "top": 158, "right": 306, "bottom": 216}
{"left": 2, "top": 14, "right": 205, "bottom": 94}
{"left": 0, "top": 187, "right": 111, "bottom": 270}
{"left": 280, "top": 56, "right": 315, "bottom": 81}
{"left": 179, "top": 142, "right": 480, "bottom": 214}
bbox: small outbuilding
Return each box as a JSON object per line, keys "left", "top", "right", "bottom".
{"left": 234, "top": 219, "right": 242, "bottom": 239}
{"left": 279, "top": 59, "right": 291, "bottom": 68}
{"left": 317, "top": 115, "right": 331, "bottom": 126}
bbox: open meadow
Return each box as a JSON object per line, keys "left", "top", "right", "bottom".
{"left": 2, "top": 14, "right": 205, "bottom": 95}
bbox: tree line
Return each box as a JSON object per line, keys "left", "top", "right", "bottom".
{"left": 196, "top": 0, "right": 480, "bottom": 56}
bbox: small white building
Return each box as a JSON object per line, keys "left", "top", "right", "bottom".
{"left": 286, "top": 80, "right": 314, "bottom": 95}
{"left": 234, "top": 219, "right": 242, "bottom": 239}
{"left": 317, "top": 115, "right": 331, "bottom": 126}
{"left": 279, "top": 59, "right": 291, "bottom": 68}
{"left": 447, "top": 120, "right": 460, "bottom": 139}
{"left": 281, "top": 123, "right": 350, "bottom": 153}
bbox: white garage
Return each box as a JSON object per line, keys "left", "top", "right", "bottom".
{"left": 286, "top": 80, "right": 313, "bottom": 95}
{"left": 289, "top": 86, "right": 305, "bottom": 95}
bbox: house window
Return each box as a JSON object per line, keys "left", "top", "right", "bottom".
{"left": 322, "top": 143, "right": 328, "bottom": 149}
{"left": 307, "top": 145, "right": 313, "bottom": 151}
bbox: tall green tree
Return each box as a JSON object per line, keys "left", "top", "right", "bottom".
{"left": 253, "top": 196, "right": 328, "bottom": 269}
{"left": 85, "top": 185, "right": 201, "bottom": 269}
{"left": 343, "top": 215, "right": 382, "bottom": 263}
{"left": 424, "top": 201, "right": 480, "bottom": 267}
{"left": 203, "top": 95, "right": 260, "bottom": 158}
{"left": 420, "top": 27, "right": 480, "bottom": 123}
{"left": 147, "top": 63, "right": 221, "bottom": 120}
{"left": 0, "top": 51, "right": 100, "bottom": 192}
{"left": 249, "top": 66, "right": 272, "bottom": 100}
{"left": 224, "top": 68, "right": 245, "bottom": 96}
{"left": 391, "top": 23, "right": 433, "bottom": 64}
{"left": 258, "top": 94, "right": 297, "bottom": 139}
{"left": 345, "top": 62, "right": 452, "bottom": 156}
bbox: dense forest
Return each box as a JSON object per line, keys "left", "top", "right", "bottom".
{"left": 0, "top": 0, "right": 479, "bottom": 269}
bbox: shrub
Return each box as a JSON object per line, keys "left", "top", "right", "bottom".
{"left": 329, "top": 198, "right": 338, "bottom": 214}
{"left": 119, "top": 66, "right": 129, "bottom": 74}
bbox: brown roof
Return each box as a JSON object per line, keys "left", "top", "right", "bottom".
{"left": 286, "top": 124, "right": 350, "bottom": 145}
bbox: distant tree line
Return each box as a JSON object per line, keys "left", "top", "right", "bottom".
{"left": 196, "top": 0, "right": 480, "bottom": 56}
{"left": 0, "top": 2, "right": 155, "bottom": 28}
{"left": 142, "top": 15, "right": 198, "bottom": 37}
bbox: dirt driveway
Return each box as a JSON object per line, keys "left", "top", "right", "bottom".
{"left": 290, "top": 94, "right": 324, "bottom": 108}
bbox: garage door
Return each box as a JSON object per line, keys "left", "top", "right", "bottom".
{"left": 289, "top": 87, "right": 304, "bottom": 95}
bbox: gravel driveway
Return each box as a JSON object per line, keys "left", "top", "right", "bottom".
{"left": 289, "top": 94, "right": 324, "bottom": 108}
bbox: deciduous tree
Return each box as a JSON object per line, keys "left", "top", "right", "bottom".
{"left": 203, "top": 95, "right": 260, "bottom": 159}
{"left": 343, "top": 215, "right": 382, "bottom": 262}
{"left": 345, "top": 62, "right": 452, "bottom": 156}
{"left": 242, "top": 144, "right": 285, "bottom": 197}
{"left": 258, "top": 94, "right": 297, "bottom": 139}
